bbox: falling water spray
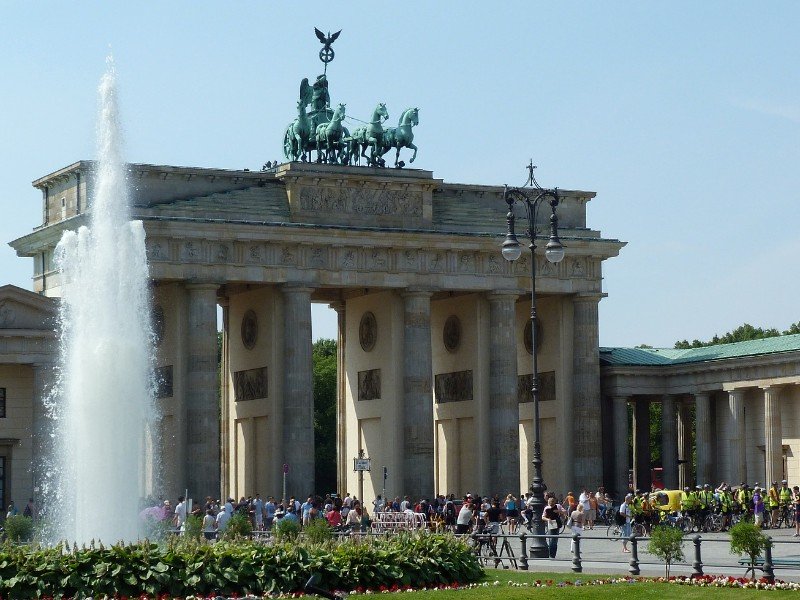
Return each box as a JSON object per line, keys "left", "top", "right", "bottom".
{"left": 50, "top": 57, "right": 157, "bottom": 543}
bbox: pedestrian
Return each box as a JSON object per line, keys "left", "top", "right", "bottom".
{"left": 753, "top": 487, "right": 765, "bottom": 527}
{"left": 456, "top": 499, "right": 474, "bottom": 535}
{"left": 792, "top": 486, "right": 800, "bottom": 538}
{"left": 202, "top": 509, "right": 216, "bottom": 540}
{"left": 543, "top": 497, "right": 562, "bottom": 559}
{"left": 619, "top": 494, "right": 634, "bottom": 553}
{"left": 569, "top": 503, "right": 585, "bottom": 553}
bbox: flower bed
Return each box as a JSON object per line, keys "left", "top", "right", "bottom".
{"left": 0, "top": 533, "right": 481, "bottom": 599}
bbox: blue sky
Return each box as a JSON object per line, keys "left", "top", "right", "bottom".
{"left": 1, "top": 1, "right": 797, "bottom": 347}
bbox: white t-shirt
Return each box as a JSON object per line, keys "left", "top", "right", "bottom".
{"left": 174, "top": 501, "right": 187, "bottom": 526}
{"left": 579, "top": 493, "right": 591, "bottom": 511}
{"left": 216, "top": 510, "right": 231, "bottom": 531}
{"left": 457, "top": 505, "right": 473, "bottom": 526}
{"left": 202, "top": 514, "right": 216, "bottom": 532}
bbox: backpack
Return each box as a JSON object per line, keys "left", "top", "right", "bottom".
{"left": 615, "top": 508, "right": 626, "bottom": 525}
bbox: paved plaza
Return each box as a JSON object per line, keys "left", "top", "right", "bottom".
{"left": 482, "top": 528, "right": 800, "bottom": 582}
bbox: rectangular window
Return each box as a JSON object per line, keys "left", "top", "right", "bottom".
{"left": 0, "top": 387, "right": 5, "bottom": 418}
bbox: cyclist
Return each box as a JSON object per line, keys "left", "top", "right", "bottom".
{"left": 793, "top": 485, "right": 800, "bottom": 538}
{"left": 719, "top": 484, "right": 734, "bottom": 529}
{"left": 698, "top": 484, "right": 714, "bottom": 527}
{"left": 737, "top": 483, "right": 753, "bottom": 517}
{"left": 768, "top": 482, "right": 780, "bottom": 528}
{"left": 779, "top": 480, "right": 793, "bottom": 524}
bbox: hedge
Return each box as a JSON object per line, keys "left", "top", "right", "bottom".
{"left": 0, "top": 532, "right": 481, "bottom": 598}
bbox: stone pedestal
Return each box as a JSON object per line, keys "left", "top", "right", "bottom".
{"left": 401, "top": 290, "right": 434, "bottom": 500}
{"left": 487, "top": 293, "right": 519, "bottom": 495}
{"left": 572, "top": 294, "right": 603, "bottom": 488}
{"left": 694, "top": 392, "right": 712, "bottom": 486}
{"left": 728, "top": 390, "right": 747, "bottom": 484}
{"left": 186, "top": 283, "right": 221, "bottom": 499}
{"left": 282, "top": 285, "right": 315, "bottom": 499}
{"left": 661, "top": 395, "right": 678, "bottom": 490}
{"left": 763, "top": 386, "right": 783, "bottom": 485}
{"left": 633, "top": 399, "right": 651, "bottom": 491}
{"left": 612, "top": 395, "right": 630, "bottom": 497}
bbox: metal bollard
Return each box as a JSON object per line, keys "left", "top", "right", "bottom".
{"left": 691, "top": 535, "right": 704, "bottom": 578}
{"left": 572, "top": 533, "right": 582, "bottom": 573}
{"left": 519, "top": 533, "right": 529, "bottom": 570}
{"left": 762, "top": 536, "right": 775, "bottom": 583}
{"left": 628, "top": 535, "right": 640, "bottom": 575}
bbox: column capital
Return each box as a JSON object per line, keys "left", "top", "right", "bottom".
{"left": 760, "top": 384, "right": 783, "bottom": 393}
{"left": 486, "top": 291, "right": 519, "bottom": 303}
{"left": 217, "top": 296, "right": 230, "bottom": 308}
{"left": 400, "top": 288, "right": 433, "bottom": 299}
{"left": 573, "top": 292, "right": 607, "bottom": 304}
{"left": 328, "top": 301, "right": 345, "bottom": 313}
{"left": 185, "top": 282, "right": 221, "bottom": 292}
{"left": 282, "top": 283, "right": 314, "bottom": 294}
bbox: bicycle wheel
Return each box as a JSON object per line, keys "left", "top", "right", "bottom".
{"left": 607, "top": 524, "right": 622, "bottom": 539}
{"left": 679, "top": 516, "right": 694, "bottom": 534}
{"left": 632, "top": 523, "right": 646, "bottom": 537}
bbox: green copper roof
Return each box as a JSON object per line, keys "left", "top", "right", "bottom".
{"left": 600, "top": 334, "right": 800, "bottom": 367}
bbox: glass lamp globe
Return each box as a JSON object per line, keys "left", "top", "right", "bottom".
{"left": 502, "top": 235, "right": 522, "bottom": 262}
{"left": 545, "top": 240, "right": 565, "bottom": 263}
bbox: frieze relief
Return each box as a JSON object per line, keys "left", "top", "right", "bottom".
{"left": 142, "top": 235, "right": 580, "bottom": 283}
{"left": 297, "top": 185, "right": 423, "bottom": 217}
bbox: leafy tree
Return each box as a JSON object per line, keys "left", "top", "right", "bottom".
{"left": 1, "top": 515, "right": 33, "bottom": 542}
{"left": 674, "top": 321, "right": 798, "bottom": 349}
{"left": 313, "top": 339, "right": 338, "bottom": 494}
{"left": 729, "top": 521, "right": 770, "bottom": 581}
{"left": 646, "top": 525, "right": 684, "bottom": 578}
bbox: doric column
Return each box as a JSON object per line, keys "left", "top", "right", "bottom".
{"left": 330, "top": 301, "right": 347, "bottom": 494}
{"left": 31, "top": 362, "right": 54, "bottom": 495}
{"left": 401, "top": 290, "right": 434, "bottom": 500}
{"left": 677, "top": 400, "right": 691, "bottom": 488}
{"left": 572, "top": 293, "right": 603, "bottom": 488}
{"left": 487, "top": 292, "right": 520, "bottom": 495}
{"left": 633, "top": 398, "right": 651, "bottom": 491}
{"left": 763, "top": 386, "right": 783, "bottom": 485}
{"left": 218, "top": 296, "right": 230, "bottom": 498}
{"left": 694, "top": 391, "right": 712, "bottom": 486}
{"left": 282, "top": 285, "right": 315, "bottom": 499}
{"left": 612, "top": 395, "right": 630, "bottom": 497}
{"left": 728, "top": 389, "right": 747, "bottom": 484}
{"left": 186, "top": 283, "right": 221, "bottom": 499}
{"left": 661, "top": 394, "right": 679, "bottom": 490}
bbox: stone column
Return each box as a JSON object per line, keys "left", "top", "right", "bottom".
{"left": 31, "top": 362, "right": 54, "bottom": 496}
{"left": 728, "top": 389, "right": 747, "bottom": 485}
{"left": 487, "top": 293, "right": 520, "bottom": 495}
{"left": 633, "top": 399, "right": 651, "bottom": 491}
{"left": 612, "top": 395, "right": 630, "bottom": 497}
{"left": 661, "top": 395, "right": 679, "bottom": 490}
{"left": 694, "top": 391, "right": 712, "bottom": 486}
{"left": 186, "top": 283, "right": 221, "bottom": 499}
{"left": 401, "top": 290, "right": 434, "bottom": 500}
{"left": 572, "top": 293, "right": 603, "bottom": 488}
{"left": 330, "top": 301, "right": 347, "bottom": 494}
{"left": 763, "top": 386, "right": 783, "bottom": 485}
{"left": 282, "top": 285, "right": 315, "bottom": 499}
{"left": 677, "top": 400, "right": 692, "bottom": 488}
{"left": 219, "top": 297, "right": 230, "bottom": 498}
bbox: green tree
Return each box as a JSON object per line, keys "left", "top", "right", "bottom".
{"left": 729, "top": 521, "right": 770, "bottom": 581}
{"left": 674, "top": 321, "right": 798, "bottom": 349}
{"left": 313, "top": 338, "right": 338, "bottom": 494}
{"left": 646, "top": 525, "right": 685, "bottom": 578}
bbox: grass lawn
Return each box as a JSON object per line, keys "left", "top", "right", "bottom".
{"left": 380, "top": 570, "right": 800, "bottom": 599}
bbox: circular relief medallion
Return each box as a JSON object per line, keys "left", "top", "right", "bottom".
{"left": 523, "top": 320, "right": 544, "bottom": 355}
{"left": 359, "top": 311, "right": 377, "bottom": 352}
{"left": 152, "top": 304, "right": 165, "bottom": 347}
{"left": 443, "top": 315, "right": 462, "bottom": 353}
{"left": 241, "top": 309, "right": 258, "bottom": 350}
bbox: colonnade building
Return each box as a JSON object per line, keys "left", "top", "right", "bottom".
{"left": 3, "top": 159, "right": 799, "bottom": 511}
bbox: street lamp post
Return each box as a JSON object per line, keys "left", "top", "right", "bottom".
{"left": 500, "top": 163, "right": 565, "bottom": 559}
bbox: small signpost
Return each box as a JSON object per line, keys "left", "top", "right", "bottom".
{"left": 353, "top": 451, "right": 370, "bottom": 503}
{"left": 282, "top": 463, "right": 289, "bottom": 506}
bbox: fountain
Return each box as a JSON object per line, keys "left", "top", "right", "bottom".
{"left": 49, "top": 57, "right": 157, "bottom": 543}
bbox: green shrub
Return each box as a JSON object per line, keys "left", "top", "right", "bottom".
{"left": 304, "top": 516, "right": 333, "bottom": 544}
{"left": 646, "top": 525, "right": 684, "bottom": 578}
{"left": 273, "top": 517, "right": 301, "bottom": 542}
{"left": 221, "top": 513, "right": 251, "bottom": 540}
{"left": 0, "top": 532, "right": 481, "bottom": 598}
{"left": 729, "top": 520, "right": 770, "bottom": 580}
{"left": 183, "top": 514, "right": 203, "bottom": 540}
{"left": 2, "top": 515, "right": 33, "bottom": 543}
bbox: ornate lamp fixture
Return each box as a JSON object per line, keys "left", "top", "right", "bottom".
{"left": 501, "top": 161, "right": 565, "bottom": 559}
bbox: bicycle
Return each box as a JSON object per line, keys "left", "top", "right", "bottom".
{"left": 607, "top": 520, "right": 645, "bottom": 539}
{"left": 776, "top": 504, "right": 796, "bottom": 528}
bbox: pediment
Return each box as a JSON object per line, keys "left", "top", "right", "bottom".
{"left": 0, "top": 285, "right": 57, "bottom": 330}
